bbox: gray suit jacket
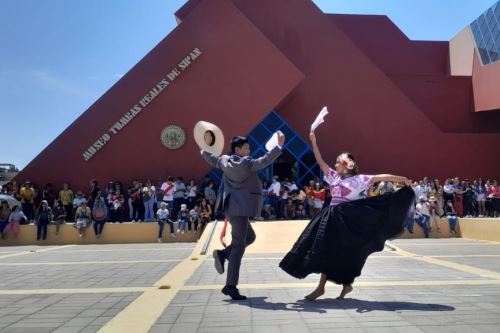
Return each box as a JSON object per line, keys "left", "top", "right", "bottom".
{"left": 201, "top": 147, "right": 282, "bottom": 217}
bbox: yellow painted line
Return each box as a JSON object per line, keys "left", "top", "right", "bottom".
{"left": 0, "top": 287, "right": 151, "bottom": 295}
{"left": 390, "top": 243, "right": 500, "bottom": 280}
{"left": 0, "top": 260, "right": 182, "bottom": 266}
{"left": 182, "top": 279, "right": 500, "bottom": 291}
{"left": 0, "top": 245, "right": 76, "bottom": 259}
{"left": 98, "top": 224, "right": 214, "bottom": 333}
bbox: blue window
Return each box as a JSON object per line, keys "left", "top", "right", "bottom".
{"left": 471, "top": 1, "right": 500, "bottom": 65}
{"left": 206, "top": 111, "right": 321, "bottom": 187}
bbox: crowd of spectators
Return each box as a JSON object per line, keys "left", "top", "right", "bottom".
{"left": 0, "top": 175, "right": 498, "bottom": 241}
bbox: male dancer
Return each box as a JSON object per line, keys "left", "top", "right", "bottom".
{"left": 201, "top": 132, "right": 285, "bottom": 300}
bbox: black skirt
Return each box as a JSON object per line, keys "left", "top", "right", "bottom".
{"left": 279, "top": 186, "right": 415, "bottom": 285}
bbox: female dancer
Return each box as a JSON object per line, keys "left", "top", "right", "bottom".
{"left": 280, "top": 132, "right": 414, "bottom": 300}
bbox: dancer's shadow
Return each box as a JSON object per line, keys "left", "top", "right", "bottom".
{"left": 224, "top": 297, "right": 455, "bottom": 314}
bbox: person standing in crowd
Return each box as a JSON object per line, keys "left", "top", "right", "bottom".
{"left": 186, "top": 179, "right": 198, "bottom": 209}
{"left": 445, "top": 200, "right": 458, "bottom": 235}
{"left": 75, "top": 201, "right": 91, "bottom": 238}
{"left": 5, "top": 205, "right": 26, "bottom": 238}
{"left": 42, "top": 183, "right": 57, "bottom": 207}
{"left": 129, "top": 181, "right": 142, "bottom": 222}
{"left": 92, "top": 194, "right": 108, "bottom": 239}
{"left": 161, "top": 177, "right": 175, "bottom": 211}
{"left": 280, "top": 187, "right": 289, "bottom": 219}
{"left": 443, "top": 178, "right": 455, "bottom": 210}
{"left": 429, "top": 180, "right": 443, "bottom": 214}
{"left": 415, "top": 196, "right": 430, "bottom": 238}
{"left": 268, "top": 176, "right": 281, "bottom": 219}
{"left": 173, "top": 177, "right": 186, "bottom": 218}
{"left": 177, "top": 204, "right": 189, "bottom": 234}
{"left": 127, "top": 179, "right": 139, "bottom": 221}
{"left": 89, "top": 179, "right": 100, "bottom": 208}
{"left": 59, "top": 183, "right": 74, "bottom": 222}
{"left": 157, "top": 202, "right": 175, "bottom": 242}
{"left": 312, "top": 182, "right": 326, "bottom": 214}
{"left": 52, "top": 199, "right": 66, "bottom": 237}
{"left": 109, "top": 189, "right": 125, "bottom": 223}
{"left": 142, "top": 180, "right": 156, "bottom": 222}
{"left": 475, "top": 179, "right": 487, "bottom": 217}
{"left": 20, "top": 181, "right": 35, "bottom": 223}
{"left": 189, "top": 204, "right": 200, "bottom": 233}
{"left": 199, "top": 198, "right": 212, "bottom": 233}
{"left": 428, "top": 196, "right": 441, "bottom": 233}
{"left": 204, "top": 181, "right": 217, "bottom": 216}
{"left": 35, "top": 200, "right": 52, "bottom": 241}
{"left": 0, "top": 200, "right": 11, "bottom": 240}
{"left": 305, "top": 180, "right": 315, "bottom": 217}
{"left": 489, "top": 180, "right": 500, "bottom": 218}
{"left": 453, "top": 177, "right": 464, "bottom": 217}
{"left": 463, "top": 184, "right": 476, "bottom": 217}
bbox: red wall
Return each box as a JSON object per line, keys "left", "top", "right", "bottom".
{"left": 472, "top": 52, "right": 500, "bottom": 112}
{"left": 16, "top": 0, "right": 500, "bottom": 193}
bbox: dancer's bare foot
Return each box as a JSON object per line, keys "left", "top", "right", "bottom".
{"left": 304, "top": 287, "right": 325, "bottom": 301}
{"left": 336, "top": 285, "right": 353, "bottom": 300}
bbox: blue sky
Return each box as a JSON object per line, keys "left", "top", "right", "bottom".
{"left": 1, "top": 0, "right": 496, "bottom": 170}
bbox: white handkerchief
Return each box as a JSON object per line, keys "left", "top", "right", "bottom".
{"left": 265, "top": 132, "right": 279, "bottom": 152}
{"left": 310, "top": 106, "right": 329, "bottom": 132}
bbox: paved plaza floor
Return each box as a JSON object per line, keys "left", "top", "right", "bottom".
{"left": 1, "top": 237, "right": 500, "bottom": 332}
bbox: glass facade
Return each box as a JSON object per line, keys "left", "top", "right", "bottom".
{"left": 471, "top": 1, "right": 500, "bottom": 65}
{"left": 207, "top": 111, "right": 320, "bottom": 186}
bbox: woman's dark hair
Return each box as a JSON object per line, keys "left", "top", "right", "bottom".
{"left": 231, "top": 136, "right": 249, "bottom": 153}
{"left": 339, "top": 152, "right": 359, "bottom": 177}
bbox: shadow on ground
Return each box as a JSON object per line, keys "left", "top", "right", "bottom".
{"left": 225, "top": 297, "right": 455, "bottom": 314}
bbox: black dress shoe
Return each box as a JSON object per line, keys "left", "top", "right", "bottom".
{"left": 222, "top": 286, "right": 247, "bottom": 300}
{"left": 213, "top": 249, "right": 226, "bottom": 274}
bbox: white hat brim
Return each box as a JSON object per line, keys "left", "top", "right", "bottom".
{"left": 193, "top": 121, "right": 225, "bottom": 156}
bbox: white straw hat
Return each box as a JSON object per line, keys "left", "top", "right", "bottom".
{"left": 193, "top": 121, "right": 225, "bottom": 156}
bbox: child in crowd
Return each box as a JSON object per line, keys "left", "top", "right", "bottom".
{"left": 35, "top": 200, "right": 53, "bottom": 241}
{"left": 5, "top": 205, "right": 26, "bottom": 238}
{"left": 157, "top": 202, "right": 175, "bottom": 242}
{"left": 189, "top": 204, "right": 200, "bottom": 232}
{"left": 445, "top": 200, "right": 458, "bottom": 235}
{"left": 295, "top": 203, "right": 306, "bottom": 220}
{"left": 428, "top": 196, "right": 441, "bottom": 233}
{"left": 177, "top": 204, "right": 189, "bottom": 234}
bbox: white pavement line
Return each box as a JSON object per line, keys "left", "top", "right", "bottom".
{"left": 0, "top": 287, "right": 152, "bottom": 295}
{"left": 98, "top": 231, "right": 212, "bottom": 333}
{"left": 391, "top": 243, "right": 497, "bottom": 246}
{"left": 0, "top": 260, "right": 183, "bottom": 266}
{"left": 432, "top": 255, "right": 500, "bottom": 258}
{"left": 390, "top": 243, "right": 500, "bottom": 280}
{"left": 48, "top": 248, "right": 195, "bottom": 253}
{"left": 0, "top": 245, "right": 76, "bottom": 259}
{"left": 182, "top": 279, "right": 500, "bottom": 291}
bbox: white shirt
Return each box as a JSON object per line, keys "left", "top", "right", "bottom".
{"left": 416, "top": 202, "right": 430, "bottom": 216}
{"left": 157, "top": 208, "right": 169, "bottom": 219}
{"left": 268, "top": 181, "right": 281, "bottom": 196}
{"left": 188, "top": 185, "right": 197, "bottom": 198}
{"left": 161, "top": 182, "right": 175, "bottom": 201}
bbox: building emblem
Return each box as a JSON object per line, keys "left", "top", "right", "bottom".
{"left": 160, "top": 125, "right": 186, "bottom": 149}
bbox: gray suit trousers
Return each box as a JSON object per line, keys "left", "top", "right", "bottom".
{"left": 223, "top": 216, "right": 256, "bottom": 287}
